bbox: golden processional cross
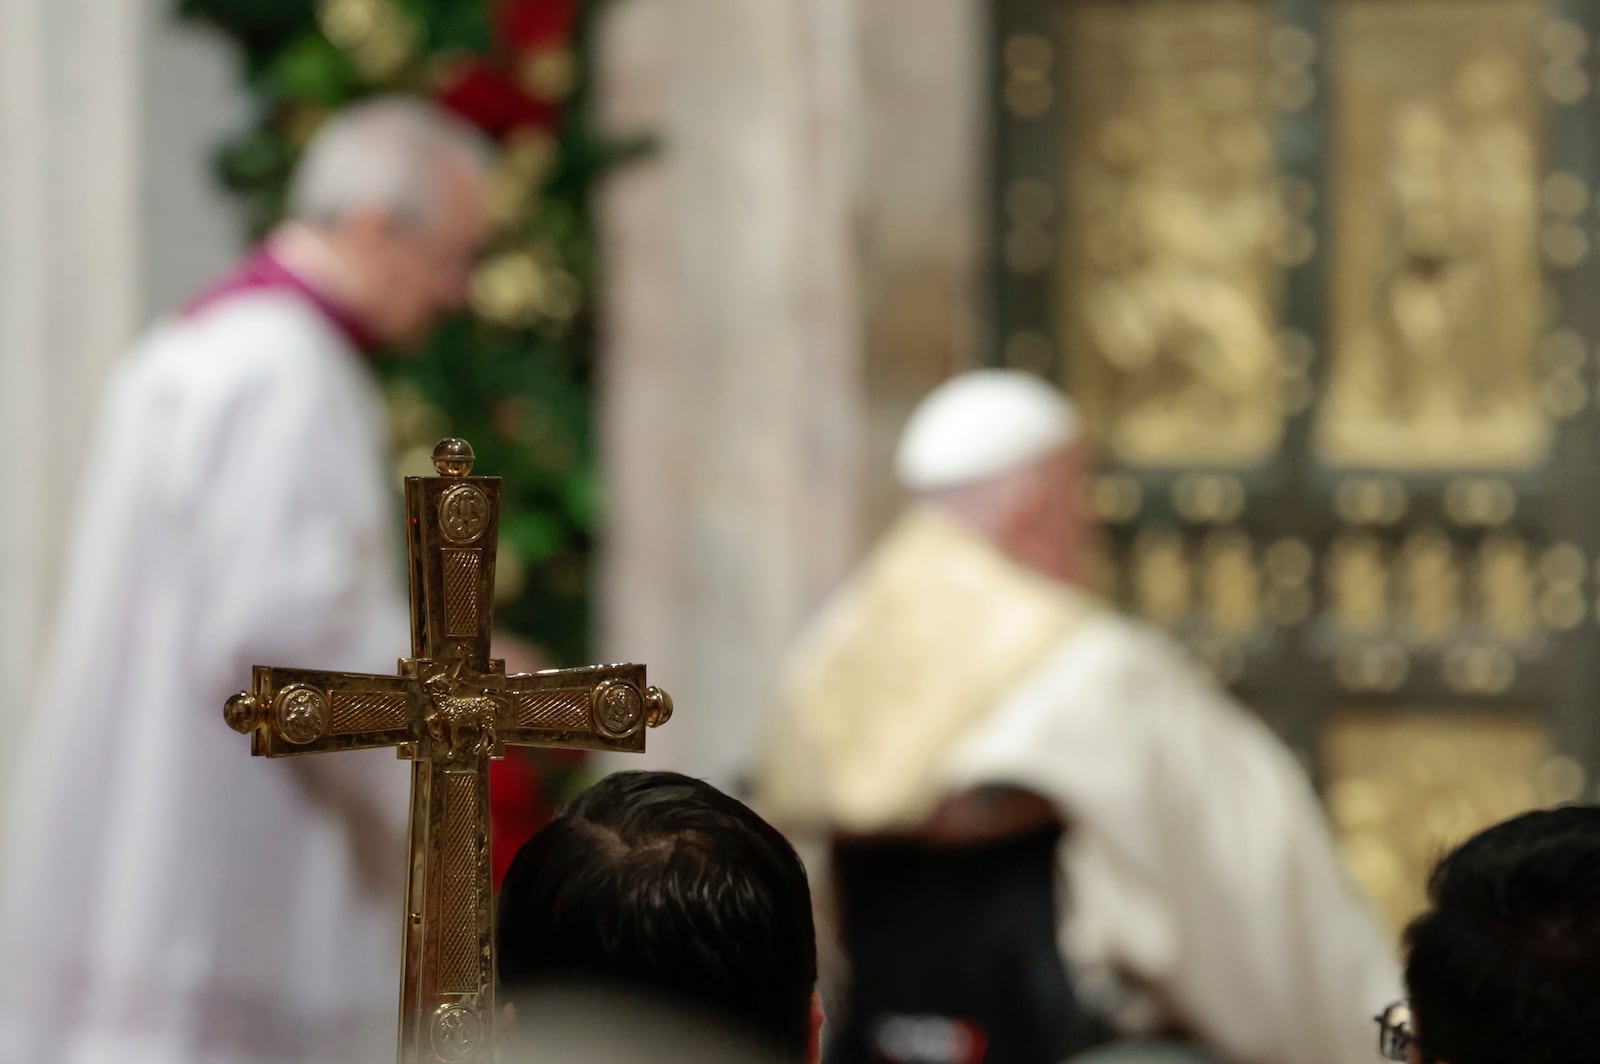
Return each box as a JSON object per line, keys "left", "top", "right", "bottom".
{"left": 221, "top": 438, "right": 672, "bottom": 1064}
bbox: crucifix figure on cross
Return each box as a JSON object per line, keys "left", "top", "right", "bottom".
{"left": 221, "top": 437, "right": 672, "bottom": 1064}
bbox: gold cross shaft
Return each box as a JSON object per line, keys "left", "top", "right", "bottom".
{"left": 221, "top": 438, "right": 671, "bottom": 1064}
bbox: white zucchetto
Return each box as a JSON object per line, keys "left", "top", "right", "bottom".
{"left": 893, "top": 369, "right": 1081, "bottom": 492}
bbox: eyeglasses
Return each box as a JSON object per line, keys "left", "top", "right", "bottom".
{"left": 1374, "top": 1000, "right": 1414, "bottom": 1062}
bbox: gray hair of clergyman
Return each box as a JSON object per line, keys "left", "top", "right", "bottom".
{"left": 288, "top": 97, "right": 496, "bottom": 229}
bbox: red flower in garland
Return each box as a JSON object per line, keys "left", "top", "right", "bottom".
{"left": 436, "top": 59, "right": 560, "bottom": 138}
{"left": 496, "top": 0, "right": 579, "bottom": 52}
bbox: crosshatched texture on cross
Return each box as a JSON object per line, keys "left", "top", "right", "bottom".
{"left": 221, "top": 438, "right": 672, "bottom": 1064}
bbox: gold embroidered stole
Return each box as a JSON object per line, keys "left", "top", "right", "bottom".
{"left": 761, "top": 507, "right": 1091, "bottom": 833}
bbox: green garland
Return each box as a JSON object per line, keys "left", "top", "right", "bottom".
{"left": 177, "top": 0, "right": 647, "bottom": 666}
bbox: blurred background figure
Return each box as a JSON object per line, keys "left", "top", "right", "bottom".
{"left": 757, "top": 371, "right": 1399, "bottom": 1064}
{"left": 0, "top": 98, "right": 492, "bottom": 1064}
{"left": 1391, "top": 805, "right": 1600, "bottom": 1064}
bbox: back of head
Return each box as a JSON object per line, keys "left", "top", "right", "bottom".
{"left": 289, "top": 96, "right": 494, "bottom": 228}
{"left": 498, "top": 771, "right": 817, "bottom": 1058}
{"left": 1404, "top": 805, "right": 1600, "bottom": 1064}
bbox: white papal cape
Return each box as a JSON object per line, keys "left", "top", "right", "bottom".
{"left": 0, "top": 285, "right": 411, "bottom": 1063}
{"left": 758, "top": 508, "right": 1401, "bottom": 1064}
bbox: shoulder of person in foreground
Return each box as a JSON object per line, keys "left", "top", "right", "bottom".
{"left": 499, "top": 984, "right": 796, "bottom": 1064}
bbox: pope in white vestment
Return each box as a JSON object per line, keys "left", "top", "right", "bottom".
{"left": 0, "top": 99, "right": 494, "bottom": 1064}
{"left": 757, "top": 371, "right": 1401, "bottom": 1064}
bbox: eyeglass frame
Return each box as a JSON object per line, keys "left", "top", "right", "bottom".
{"left": 1374, "top": 1000, "right": 1414, "bottom": 1062}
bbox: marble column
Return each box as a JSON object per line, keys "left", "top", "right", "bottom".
{"left": 0, "top": 7, "right": 242, "bottom": 828}
{"left": 595, "top": 0, "right": 988, "bottom": 788}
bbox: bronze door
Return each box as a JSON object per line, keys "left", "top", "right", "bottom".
{"left": 991, "top": 0, "right": 1600, "bottom": 926}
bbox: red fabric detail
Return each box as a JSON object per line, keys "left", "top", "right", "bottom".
{"left": 182, "top": 246, "right": 376, "bottom": 354}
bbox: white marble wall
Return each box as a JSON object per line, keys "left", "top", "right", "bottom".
{"left": 0, "top": 4, "right": 243, "bottom": 761}
{"left": 853, "top": 0, "right": 991, "bottom": 533}
{"left": 139, "top": 18, "right": 249, "bottom": 323}
{"left": 595, "top": 0, "right": 989, "bottom": 788}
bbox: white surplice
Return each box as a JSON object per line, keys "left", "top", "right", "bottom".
{"left": 0, "top": 290, "right": 412, "bottom": 1064}
{"left": 758, "top": 509, "right": 1401, "bottom": 1064}
{"left": 943, "top": 615, "right": 1402, "bottom": 1064}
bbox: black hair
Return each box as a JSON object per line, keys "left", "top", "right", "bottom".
{"left": 1404, "top": 805, "right": 1600, "bottom": 1064}
{"left": 497, "top": 770, "right": 817, "bottom": 1058}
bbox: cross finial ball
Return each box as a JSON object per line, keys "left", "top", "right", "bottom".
{"left": 433, "top": 437, "right": 476, "bottom": 477}
{"left": 224, "top": 691, "right": 261, "bottom": 733}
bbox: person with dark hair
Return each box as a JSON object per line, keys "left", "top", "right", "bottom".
{"left": 497, "top": 770, "right": 825, "bottom": 1064}
{"left": 1381, "top": 805, "right": 1600, "bottom": 1064}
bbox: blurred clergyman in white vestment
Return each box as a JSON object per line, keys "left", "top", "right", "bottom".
{"left": 0, "top": 99, "right": 493, "bottom": 1064}
{"left": 756, "top": 370, "right": 1401, "bottom": 1064}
